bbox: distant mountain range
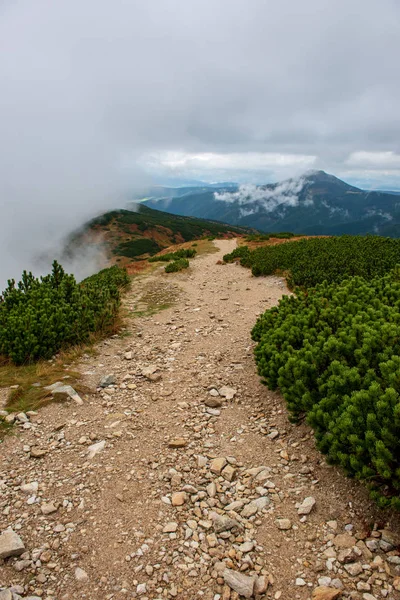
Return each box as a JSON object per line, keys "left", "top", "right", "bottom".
{"left": 143, "top": 171, "right": 400, "bottom": 236}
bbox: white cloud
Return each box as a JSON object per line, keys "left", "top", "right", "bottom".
{"left": 346, "top": 151, "right": 400, "bottom": 170}
{"left": 138, "top": 151, "right": 317, "bottom": 183}
{"left": 214, "top": 176, "right": 308, "bottom": 215}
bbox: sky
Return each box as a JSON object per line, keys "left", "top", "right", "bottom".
{"left": 1, "top": 0, "right": 400, "bottom": 284}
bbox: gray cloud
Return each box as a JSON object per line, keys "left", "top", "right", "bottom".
{"left": 1, "top": 0, "right": 400, "bottom": 284}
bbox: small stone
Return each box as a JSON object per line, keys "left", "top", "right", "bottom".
{"left": 168, "top": 438, "right": 188, "bottom": 448}
{"left": 276, "top": 518, "right": 292, "bottom": 530}
{"left": 254, "top": 575, "right": 268, "bottom": 595}
{"left": 344, "top": 562, "right": 363, "bottom": 576}
{"left": 213, "top": 514, "right": 239, "bottom": 533}
{"left": 163, "top": 522, "right": 178, "bottom": 533}
{"left": 137, "top": 583, "right": 147, "bottom": 595}
{"left": 296, "top": 578, "right": 306, "bottom": 586}
{"left": 30, "top": 446, "right": 47, "bottom": 458}
{"left": 298, "top": 496, "right": 316, "bottom": 515}
{"left": 99, "top": 374, "right": 115, "bottom": 387}
{"left": 205, "top": 398, "right": 222, "bottom": 408}
{"left": 75, "top": 567, "right": 89, "bottom": 582}
{"left": 206, "top": 482, "right": 217, "bottom": 497}
{"left": 171, "top": 492, "right": 186, "bottom": 506}
{"left": 221, "top": 465, "right": 236, "bottom": 481}
{"left": 41, "top": 502, "right": 58, "bottom": 515}
{"left": 0, "top": 529, "right": 25, "bottom": 559}
{"left": 142, "top": 365, "right": 161, "bottom": 380}
{"left": 87, "top": 440, "right": 106, "bottom": 459}
{"left": 312, "top": 587, "right": 342, "bottom": 600}
{"left": 238, "top": 541, "right": 254, "bottom": 553}
{"left": 218, "top": 386, "right": 237, "bottom": 400}
{"left": 20, "top": 482, "right": 39, "bottom": 494}
{"left": 124, "top": 351, "right": 133, "bottom": 360}
{"left": 223, "top": 569, "right": 255, "bottom": 598}
{"left": 0, "top": 590, "right": 12, "bottom": 600}
{"left": 333, "top": 533, "right": 357, "bottom": 548}
{"left": 51, "top": 385, "right": 83, "bottom": 405}
{"left": 210, "top": 457, "right": 227, "bottom": 475}
{"left": 16, "top": 412, "right": 28, "bottom": 422}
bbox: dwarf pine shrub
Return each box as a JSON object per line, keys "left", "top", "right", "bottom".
{"left": 0, "top": 261, "right": 129, "bottom": 365}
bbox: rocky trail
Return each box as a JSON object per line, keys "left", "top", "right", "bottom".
{"left": 1, "top": 239, "right": 400, "bottom": 600}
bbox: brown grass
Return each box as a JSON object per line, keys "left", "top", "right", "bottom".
{"left": 0, "top": 344, "right": 96, "bottom": 415}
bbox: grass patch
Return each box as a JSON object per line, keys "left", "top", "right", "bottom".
{"left": 0, "top": 345, "right": 93, "bottom": 416}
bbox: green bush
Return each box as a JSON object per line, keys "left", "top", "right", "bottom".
{"left": 224, "top": 236, "right": 400, "bottom": 287}
{"left": 0, "top": 262, "right": 129, "bottom": 365}
{"left": 115, "top": 238, "right": 161, "bottom": 258}
{"left": 149, "top": 248, "right": 196, "bottom": 262}
{"left": 252, "top": 267, "right": 400, "bottom": 508}
{"left": 165, "top": 258, "right": 190, "bottom": 273}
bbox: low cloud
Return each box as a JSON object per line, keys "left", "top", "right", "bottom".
{"left": 214, "top": 176, "right": 308, "bottom": 215}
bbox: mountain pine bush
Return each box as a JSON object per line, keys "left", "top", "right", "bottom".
{"left": 148, "top": 248, "right": 196, "bottom": 262}
{"left": 165, "top": 258, "right": 190, "bottom": 273}
{"left": 252, "top": 267, "right": 400, "bottom": 508}
{"left": 0, "top": 262, "right": 129, "bottom": 365}
{"left": 224, "top": 235, "right": 400, "bottom": 287}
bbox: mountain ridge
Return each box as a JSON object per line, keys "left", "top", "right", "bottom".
{"left": 143, "top": 171, "right": 400, "bottom": 237}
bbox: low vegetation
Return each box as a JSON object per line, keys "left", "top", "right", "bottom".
{"left": 115, "top": 237, "right": 161, "bottom": 258}
{"left": 165, "top": 258, "right": 190, "bottom": 273}
{"left": 148, "top": 248, "right": 196, "bottom": 262}
{"left": 85, "top": 205, "right": 253, "bottom": 261}
{"left": 0, "top": 262, "right": 129, "bottom": 365}
{"left": 244, "top": 232, "right": 299, "bottom": 242}
{"left": 224, "top": 235, "right": 400, "bottom": 288}
{"left": 226, "top": 235, "right": 400, "bottom": 508}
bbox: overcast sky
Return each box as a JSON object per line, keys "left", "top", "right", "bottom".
{"left": 1, "top": 0, "right": 400, "bottom": 282}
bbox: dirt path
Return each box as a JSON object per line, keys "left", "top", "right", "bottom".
{"left": 1, "top": 240, "right": 400, "bottom": 600}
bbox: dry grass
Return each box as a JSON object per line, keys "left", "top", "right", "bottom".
{"left": 0, "top": 344, "right": 95, "bottom": 415}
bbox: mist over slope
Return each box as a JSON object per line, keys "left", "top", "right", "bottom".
{"left": 144, "top": 171, "right": 400, "bottom": 236}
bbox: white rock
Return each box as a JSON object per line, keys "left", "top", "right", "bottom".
{"left": 218, "top": 386, "right": 237, "bottom": 400}
{"left": 87, "top": 440, "right": 106, "bottom": 459}
{"left": 75, "top": 567, "right": 89, "bottom": 582}
{"left": 46, "top": 383, "right": 83, "bottom": 405}
{"left": 297, "top": 496, "right": 316, "bottom": 515}
{"left": 20, "top": 482, "right": 39, "bottom": 494}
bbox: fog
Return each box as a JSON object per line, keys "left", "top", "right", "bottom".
{"left": 1, "top": 0, "right": 399, "bottom": 287}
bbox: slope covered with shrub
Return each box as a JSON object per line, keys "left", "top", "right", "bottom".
{"left": 0, "top": 262, "right": 129, "bottom": 365}
{"left": 224, "top": 235, "right": 400, "bottom": 287}
{"left": 149, "top": 248, "right": 196, "bottom": 262}
{"left": 252, "top": 268, "right": 400, "bottom": 508}
{"left": 83, "top": 205, "right": 253, "bottom": 262}
{"left": 226, "top": 236, "right": 400, "bottom": 507}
